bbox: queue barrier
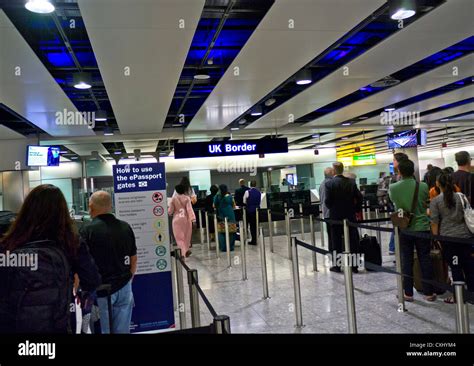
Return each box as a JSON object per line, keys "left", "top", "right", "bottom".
{"left": 171, "top": 249, "right": 231, "bottom": 334}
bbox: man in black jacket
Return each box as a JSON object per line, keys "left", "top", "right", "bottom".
{"left": 325, "top": 162, "right": 363, "bottom": 273}
{"left": 234, "top": 179, "right": 249, "bottom": 207}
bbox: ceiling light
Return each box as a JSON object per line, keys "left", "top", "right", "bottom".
{"left": 230, "top": 127, "right": 239, "bottom": 131}
{"left": 265, "top": 98, "right": 276, "bottom": 107}
{"left": 440, "top": 118, "right": 450, "bottom": 122}
{"left": 250, "top": 106, "right": 263, "bottom": 116}
{"left": 194, "top": 70, "right": 210, "bottom": 80}
{"left": 358, "top": 116, "right": 368, "bottom": 120}
{"left": 312, "top": 134, "right": 320, "bottom": 138}
{"left": 25, "top": 0, "right": 55, "bottom": 14}
{"left": 60, "top": 150, "right": 68, "bottom": 154}
{"left": 384, "top": 107, "right": 396, "bottom": 112}
{"left": 95, "top": 109, "right": 107, "bottom": 121}
{"left": 341, "top": 137, "right": 349, "bottom": 140}
{"left": 103, "top": 126, "right": 114, "bottom": 136}
{"left": 113, "top": 151, "right": 122, "bottom": 155}
{"left": 73, "top": 72, "right": 92, "bottom": 89}
{"left": 238, "top": 119, "right": 247, "bottom": 125}
{"left": 389, "top": 0, "right": 417, "bottom": 20}
{"left": 295, "top": 69, "right": 312, "bottom": 85}
{"left": 70, "top": 156, "right": 78, "bottom": 160}
{"left": 341, "top": 122, "right": 352, "bottom": 126}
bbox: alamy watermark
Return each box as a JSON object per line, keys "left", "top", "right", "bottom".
{"left": 55, "top": 109, "right": 95, "bottom": 129}
{"left": 0, "top": 251, "right": 38, "bottom": 271}
{"left": 217, "top": 159, "right": 258, "bottom": 176}
{"left": 324, "top": 251, "right": 364, "bottom": 268}
{"left": 380, "top": 110, "right": 420, "bottom": 126}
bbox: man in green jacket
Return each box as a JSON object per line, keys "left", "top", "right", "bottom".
{"left": 389, "top": 159, "right": 436, "bottom": 302}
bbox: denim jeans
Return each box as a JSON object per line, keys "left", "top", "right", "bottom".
{"left": 97, "top": 280, "right": 134, "bottom": 334}
{"left": 400, "top": 232, "right": 434, "bottom": 296}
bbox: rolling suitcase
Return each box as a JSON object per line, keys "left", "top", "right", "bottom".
{"left": 413, "top": 244, "right": 449, "bottom": 294}
{"left": 359, "top": 234, "right": 382, "bottom": 271}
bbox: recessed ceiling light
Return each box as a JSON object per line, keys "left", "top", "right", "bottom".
{"left": 25, "top": 0, "right": 55, "bottom": 14}
{"left": 194, "top": 71, "right": 210, "bottom": 80}
{"left": 384, "top": 107, "right": 396, "bottom": 112}
{"left": 70, "top": 156, "right": 78, "bottom": 160}
{"left": 73, "top": 72, "right": 92, "bottom": 89}
{"left": 342, "top": 122, "right": 352, "bottom": 126}
{"left": 238, "top": 119, "right": 247, "bottom": 125}
{"left": 95, "top": 109, "right": 107, "bottom": 121}
{"left": 312, "top": 134, "right": 320, "bottom": 138}
{"left": 358, "top": 116, "right": 368, "bottom": 120}
{"left": 103, "top": 126, "right": 114, "bottom": 136}
{"left": 295, "top": 69, "right": 312, "bottom": 85}
{"left": 341, "top": 137, "right": 349, "bottom": 140}
{"left": 265, "top": 98, "right": 276, "bottom": 107}
{"left": 389, "top": 0, "right": 416, "bottom": 20}
{"left": 230, "top": 127, "right": 239, "bottom": 131}
{"left": 250, "top": 106, "right": 263, "bottom": 116}
{"left": 440, "top": 118, "right": 450, "bottom": 122}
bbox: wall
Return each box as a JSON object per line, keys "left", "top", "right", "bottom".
{"left": 347, "top": 164, "right": 390, "bottom": 185}
{"left": 0, "top": 138, "right": 36, "bottom": 171}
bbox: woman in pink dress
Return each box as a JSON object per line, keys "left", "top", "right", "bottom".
{"left": 168, "top": 184, "right": 196, "bottom": 258}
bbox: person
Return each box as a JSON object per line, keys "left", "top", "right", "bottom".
{"left": 80, "top": 191, "right": 137, "bottom": 334}
{"left": 214, "top": 184, "right": 236, "bottom": 252}
{"left": 388, "top": 152, "right": 410, "bottom": 254}
{"left": 423, "top": 164, "right": 433, "bottom": 184}
{"left": 425, "top": 166, "right": 442, "bottom": 192}
{"left": 173, "top": 176, "right": 197, "bottom": 205}
{"left": 452, "top": 151, "right": 473, "bottom": 206}
{"left": 0, "top": 184, "right": 100, "bottom": 333}
{"left": 205, "top": 185, "right": 219, "bottom": 241}
{"left": 243, "top": 180, "right": 262, "bottom": 246}
{"left": 429, "top": 167, "right": 460, "bottom": 200}
{"left": 325, "top": 162, "right": 363, "bottom": 273}
{"left": 234, "top": 179, "right": 249, "bottom": 207}
{"left": 430, "top": 171, "right": 474, "bottom": 304}
{"left": 281, "top": 178, "right": 288, "bottom": 186}
{"left": 389, "top": 159, "right": 436, "bottom": 302}
{"left": 319, "top": 167, "right": 334, "bottom": 250}
{"left": 169, "top": 184, "right": 196, "bottom": 258}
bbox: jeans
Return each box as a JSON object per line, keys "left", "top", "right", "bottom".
{"left": 400, "top": 232, "right": 434, "bottom": 296}
{"left": 97, "top": 280, "right": 134, "bottom": 334}
{"left": 389, "top": 232, "right": 395, "bottom": 253}
{"left": 443, "top": 241, "right": 474, "bottom": 292}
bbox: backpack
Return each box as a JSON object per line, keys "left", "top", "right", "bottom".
{"left": 0, "top": 240, "right": 72, "bottom": 333}
{"left": 457, "top": 193, "right": 474, "bottom": 234}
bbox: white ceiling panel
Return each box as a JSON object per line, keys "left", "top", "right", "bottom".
{"left": 248, "top": 0, "right": 474, "bottom": 130}
{"left": 78, "top": 0, "right": 205, "bottom": 134}
{"left": 421, "top": 102, "right": 474, "bottom": 122}
{"left": 0, "top": 124, "right": 25, "bottom": 140}
{"left": 123, "top": 141, "right": 159, "bottom": 153}
{"left": 186, "top": 0, "right": 385, "bottom": 131}
{"left": 64, "top": 143, "right": 109, "bottom": 156}
{"left": 0, "top": 10, "right": 95, "bottom": 137}
{"left": 305, "top": 54, "right": 474, "bottom": 127}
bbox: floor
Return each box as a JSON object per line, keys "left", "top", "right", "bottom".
{"left": 174, "top": 219, "right": 474, "bottom": 334}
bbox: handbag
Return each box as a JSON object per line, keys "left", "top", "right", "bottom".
{"left": 391, "top": 180, "right": 419, "bottom": 229}
{"left": 413, "top": 240, "right": 449, "bottom": 294}
{"left": 456, "top": 192, "right": 474, "bottom": 234}
{"left": 217, "top": 221, "right": 237, "bottom": 234}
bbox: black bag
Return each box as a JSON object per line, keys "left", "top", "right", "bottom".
{"left": 359, "top": 234, "right": 382, "bottom": 271}
{"left": 0, "top": 211, "right": 16, "bottom": 236}
{"left": 0, "top": 240, "right": 71, "bottom": 333}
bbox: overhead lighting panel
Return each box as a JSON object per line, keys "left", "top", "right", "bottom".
{"left": 73, "top": 72, "right": 92, "bottom": 89}
{"left": 295, "top": 69, "right": 312, "bottom": 85}
{"left": 25, "top": 0, "right": 55, "bottom": 14}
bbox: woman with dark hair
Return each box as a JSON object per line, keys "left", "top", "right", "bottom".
{"left": 429, "top": 167, "right": 460, "bottom": 200}
{"left": 168, "top": 184, "right": 196, "bottom": 258}
{"left": 0, "top": 184, "right": 100, "bottom": 333}
{"left": 205, "top": 185, "right": 219, "bottom": 240}
{"left": 430, "top": 172, "right": 474, "bottom": 304}
{"left": 213, "top": 184, "right": 236, "bottom": 252}
{"left": 173, "top": 176, "right": 197, "bottom": 204}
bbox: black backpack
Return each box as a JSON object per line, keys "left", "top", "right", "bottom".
{"left": 0, "top": 240, "right": 72, "bottom": 333}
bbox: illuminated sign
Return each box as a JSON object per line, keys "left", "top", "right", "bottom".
{"left": 174, "top": 138, "right": 288, "bottom": 159}
{"left": 353, "top": 154, "right": 376, "bottom": 166}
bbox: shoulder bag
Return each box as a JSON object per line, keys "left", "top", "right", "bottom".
{"left": 456, "top": 192, "right": 474, "bottom": 234}
{"left": 391, "top": 180, "right": 419, "bottom": 229}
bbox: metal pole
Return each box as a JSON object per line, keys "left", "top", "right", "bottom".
{"left": 320, "top": 212, "right": 326, "bottom": 249}
{"left": 365, "top": 200, "right": 371, "bottom": 236}
{"left": 213, "top": 315, "right": 231, "bottom": 334}
{"left": 309, "top": 214, "right": 318, "bottom": 272}
{"left": 205, "top": 212, "right": 210, "bottom": 250}
{"left": 343, "top": 252, "right": 357, "bottom": 333}
{"left": 174, "top": 249, "right": 186, "bottom": 329}
{"left": 343, "top": 219, "right": 351, "bottom": 253}
{"left": 242, "top": 207, "right": 248, "bottom": 246}
{"left": 239, "top": 221, "right": 247, "bottom": 280}
{"left": 256, "top": 209, "right": 259, "bottom": 245}
{"left": 394, "top": 227, "right": 406, "bottom": 312}
{"left": 259, "top": 227, "right": 270, "bottom": 299}
{"left": 187, "top": 269, "right": 201, "bottom": 328}
{"left": 375, "top": 208, "right": 381, "bottom": 245}
{"left": 291, "top": 237, "right": 304, "bottom": 328}
{"left": 299, "top": 203, "right": 305, "bottom": 241}
{"left": 286, "top": 211, "right": 292, "bottom": 260}
{"left": 199, "top": 210, "right": 204, "bottom": 246}
{"left": 267, "top": 209, "right": 274, "bottom": 253}
{"left": 214, "top": 213, "right": 219, "bottom": 258}
{"left": 453, "top": 282, "right": 470, "bottom": 334}
{"left": 225, "top": 217, "right": 231, "bottom": 268}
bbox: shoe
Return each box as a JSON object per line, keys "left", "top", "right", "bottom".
{"left": 248, "top": 242, "right": 257, "bottom": 246}
{"left": 185, "top": 250, "right": 192, "bottom": 258}
{"left": 396, "top": 293, "right": 414, "bottom": 302}
{"left": 329, "top": 266, "right": 341, "bottom": 273}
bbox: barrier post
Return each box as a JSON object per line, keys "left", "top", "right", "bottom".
{"left": 239, "top": 221, "right": 247, "bottom": 281}
{"left": 309, "top": 214, "right": 318, "bottom": 272}
{"left": 225, "top": 217, "right": 231, "bottom": 268}
{"left": 267, "top": 209, "right": 274, "bottom": 253}
{"left": 375, "top": 208, "right": 382, "bottom": 245}
{"left": 213, "top": 315, "right": 231, "bottom": 334}
{"left": 453, "top": 282, "right": 470, "bottom": 334}
{"left": 343, "top": 252, "right": 357, "bottom": 333}
{"left": 242, "top": 207, "right": 248, "bottom": 246}
{"left": 174, "top": 248, "right": 186, "bottom": 329}
{"left": 259, "top": 227, "right": 270, "bottom": 299}
{"left": 319, "top": 212, "right": 326, "bottom": 249}
{"left": 256, "top": 209, "right": 259, "bottom": 244}
{"left": 365, "top": 201, "right": 371, "bottom": 236}
{"left": 299, "top": 203, "right": 305, "bottom": 241}
{"left": 291, "top": 237, "right": 304, "bottom": 327}
{"left": 214, "top": 213, "right": 219, "bottom": 258}
{"left": 394, "top": 227, "right": 406, "bottom": 312}
{"left": 285, "top": 211, "right": 292, "bottom": 260}
{"left": 187, "top": 269, "right": 201, "bottom": 328}
{"left": 343, "top": 219, "right": 351, "bottom": 253}
{"left": 205, "top": 212, "right": 210, "bottom": 250}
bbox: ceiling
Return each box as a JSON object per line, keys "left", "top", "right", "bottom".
{"left": 0, "top": 0, "right": 473, "bottom": 160}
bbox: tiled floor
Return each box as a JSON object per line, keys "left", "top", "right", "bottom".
{"left": 175, "top": 224, "right": 474, "bottom": 334}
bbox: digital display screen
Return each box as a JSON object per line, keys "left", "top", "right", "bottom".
{"left": 387, "top": 129, "right": 427, "bottom": 149}
{"left": 173, "top": 138, "right": 288, "bottom": 159}
{"left": 286, "top": 174, "right": 297, "bottom": 186}
{"left": 27, "top": 146, "right": 61, "bottom": 167}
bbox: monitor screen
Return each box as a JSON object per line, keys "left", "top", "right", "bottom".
{"left": 387, "top": 129, "right": 427, "bottom": 149}
{"left": 286, "top": 173, "right": 297, "bottom": 186}
{"left": 27, "top": 146, "right": 61, "bottom": 167}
